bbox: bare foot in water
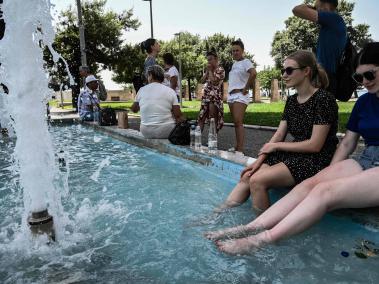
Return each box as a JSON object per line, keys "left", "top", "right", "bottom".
{"left": 204, "top": 225, "right": 247, "bottom": 241}
{"left": 215, "top": 231, "right": 271, "bottom": 255}
{"left": 204, "top": 224, "right": 263, "bottom": 241}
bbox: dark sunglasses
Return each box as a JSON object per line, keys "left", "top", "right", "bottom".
{"left": 352, "top": 68, "right": 379, "bottom": 84}
{"left": 281, "top": 67, "right": 305, "bottom": 76}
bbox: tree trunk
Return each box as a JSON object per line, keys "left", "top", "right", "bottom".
{"left": 188, "top": 78, "right": 192, "bottom": 101}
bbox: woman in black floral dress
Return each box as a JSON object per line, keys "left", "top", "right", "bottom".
{"left": 218, "top": 50, "right": 338, "bottom": 212}
{"left": 198, "top": 51, "right": 225, "bottom": 132}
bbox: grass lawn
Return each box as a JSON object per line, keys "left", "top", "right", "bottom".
{"left": 180, "top": 100, "right": 354, "bottom": 133}
{"left": 50, "top": 99, "right": 354, "bottom": 133}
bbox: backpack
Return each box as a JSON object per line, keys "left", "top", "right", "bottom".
{"left": 335, "top": 38, "right": 358, "bottom": 102}
{"left": 168, "top": 120, "right": 191, "bottom": 145}
{"left": 99, "top": 108, "right": 117, "bottom": 126}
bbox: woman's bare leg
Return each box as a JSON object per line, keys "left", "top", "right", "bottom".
{"left": 219, "top": 165, "right": 270, "bottom": 211}
{"left": 229, "top": 102, "right": 247, "bottom": 152}
{"left": 247, "top": 159, "right": 364, "bottom": 230}
{"left": 197, "top": 107, "right": 208, "bottom": 132}
{"left": 217, "top": 160, "right": 366, "bottom": 254}
{"left": 205, "top": 163, "right": 295, "bottom": 240}
{"left": 249, "top": 162, "right": 296, "bottom": 211}
{"left": 209, "top": 103, "right": 219, "bottom": 128}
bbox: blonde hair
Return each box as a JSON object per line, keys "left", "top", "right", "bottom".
{"left": 286, "top": 50, "right": 329, "bottom": 89}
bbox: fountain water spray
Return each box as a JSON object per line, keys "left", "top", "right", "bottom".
{"left": 0, "top": 0, "right": 64, "bottom": 241}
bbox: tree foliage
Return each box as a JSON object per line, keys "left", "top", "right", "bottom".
{"left": 44, "top": 0, "right": 140, "bottom": 90}
{"left": 271, "top": 0, "right": 372, "bottom": 68}
{"left": 111, "top": 43, "right": 145, "bottom": 85}
{"left": 257, "top": 67, "right": 281, "bottom": 93}
{"left": 203, "top": 33, "right": 256, "bottom": 79}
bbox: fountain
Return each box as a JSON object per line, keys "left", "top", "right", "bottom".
{"left": 0, "top": 0, "right": 63, "bottom": 241}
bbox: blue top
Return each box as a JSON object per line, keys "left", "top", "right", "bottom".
{"left": 347, "top": 93, "right": 379, "bottom": 146}
{"left": 317, "top": 11, "right": 347, "bottom": 74}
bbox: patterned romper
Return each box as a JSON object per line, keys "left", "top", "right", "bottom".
{"left": 265, "top": 89, "right": 339, "bottom": 184}
{"left": 198, "top": 66, "right": 225, "bottom": 132}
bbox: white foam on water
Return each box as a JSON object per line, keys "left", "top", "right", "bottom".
{"left": 90, "top": 156, "right": 111, "bottom": 182}
{"left": 94, "top": 136, "right": 102, "bottom": 143}
{"left": 0, "top": 0, "right": 67, "bottom": 242}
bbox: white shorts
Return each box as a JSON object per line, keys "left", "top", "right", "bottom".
{"left": 227, "top": 92, "right": 251, "bottom": 105}
{"left": 140, "top": 123, "right": 176, "bottom": 139}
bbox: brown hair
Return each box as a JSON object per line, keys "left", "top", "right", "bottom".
{"left": 286, "top": 50, "right": 329, "bottom": 89}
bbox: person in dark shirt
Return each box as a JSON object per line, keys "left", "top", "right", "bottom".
{"left": 292, "top": 0, "right": 347, "bottom": 96}
{"left": 205, "top": 43, "right": 379, "bottom": 255}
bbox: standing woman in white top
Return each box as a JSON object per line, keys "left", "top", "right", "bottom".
{"left": 162, "top": 53, "right": 180, "bottom": 102}
{"left": 130, "top": 65, "right": 184, "bottom": 139}
{"left": 228, "top": 40, "right": 257, "bottom": 153}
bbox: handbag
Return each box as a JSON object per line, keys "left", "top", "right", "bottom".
{"left": 168, "top": 120, "right": 191, "bottom": 145}
{"left": 99, "top": 108, "right": 117, "bottom": 126}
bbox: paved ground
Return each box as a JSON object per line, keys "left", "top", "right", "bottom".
{"left": 127, "top": 116, "right": 287, "bottom": 157}
{"left": 50, "top": 107, "right": 363, "bottom": 158}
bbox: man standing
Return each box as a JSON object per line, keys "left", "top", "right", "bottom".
{"left": 292, "top": 0, "right": 347, "bottom": 96}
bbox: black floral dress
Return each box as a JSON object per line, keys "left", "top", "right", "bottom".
{"left": 197, "top": 66, "right": 225, "bottom": 131}
{"left": 265, "top": 89, "right": 339, "bottom": 184}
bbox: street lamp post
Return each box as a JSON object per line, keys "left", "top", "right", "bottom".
{"left": 76, "top": 0, "right": 87, "bottom": 66}
{"left": 142, "top": 0, "right": 154, "bottom": 38}
{"left": 174, "top": 32, "right": 183, "bottom": 107}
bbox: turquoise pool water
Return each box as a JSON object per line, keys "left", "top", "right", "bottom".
{"left": 0, "top": 125, "right": 378, "bottom": 283}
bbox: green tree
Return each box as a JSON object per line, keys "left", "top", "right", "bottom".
{"left": 271, "top": 0, "right": 371, "bottom": 68}
{"left": 257, "top": 67, "right": 281, "bottom": 94}
{"left": 111, "top": 43, "right": 145, "bottom": 85}
{"left": 45, "top": 0, "right": 140, "bottom": 91}
{"left": 204, "top": 33, "right": 256, "bottom": 79}
{"left": 159, "top": 32, "right": 206, "bottom": 100}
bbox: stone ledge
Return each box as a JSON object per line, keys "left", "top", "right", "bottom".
{"left": 86, "top": 122, "right": 256, "bottom": 181}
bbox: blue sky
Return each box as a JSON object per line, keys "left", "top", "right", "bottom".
{"left": 52, "top": 0, "right": 379, "bottom": 88}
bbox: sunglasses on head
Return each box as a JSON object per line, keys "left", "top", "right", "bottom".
{"left": 281, "top": 66, "right": 305, "bottom": 76}
{"left": 352, "top": 67, "right": 379, "bottom": 84}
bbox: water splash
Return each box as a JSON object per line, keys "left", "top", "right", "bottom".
{"left": 90, "top": 157, "right": 111, "bottom": 182}
{"left": 0, "top": 0, "right": 63, "bottom": 240}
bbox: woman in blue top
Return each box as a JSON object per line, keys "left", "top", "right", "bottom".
{"left": 206, "top": 42, "right": 379, "bottom": 255}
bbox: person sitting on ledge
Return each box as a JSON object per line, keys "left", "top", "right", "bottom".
{"left": 205, "top": 42, "right": 379, "bottom": 255}
{"left": 215, "top": 50, "right": 338, "bottom": 215}
{"left": 131, "top": 65, "right": 184, "bottom": 139}
{"left": 78, "top": 75, "right": 100, "bottom": 121}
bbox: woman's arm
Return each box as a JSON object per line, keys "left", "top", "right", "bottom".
{"left": 242, "top": 68, "right": 257, "bottom": 95}
{"left": 200, "top": 70, "right": 209, "bottom": 84}
{"left": 292, "top": 4, "right": 318, "bottom": 23}
{"left": 242, "top": 121, "right": 288, "bottom": 177}
{"left": 330, "top": 130, "right": 360, "bottom": 165}
{"left": 172, "top": 105, "right": 184, "bottom": 123}
{"left": 260, "top": 124, "right": 331, "bottom": 155}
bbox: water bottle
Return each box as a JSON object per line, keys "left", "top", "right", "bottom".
{"left": 190, "top": 125, "right": 196, "bottom": 149}
{"left": 208, "top": 118, "right": 217, "bottom": 153}
{"left": 194, "top": 125, "right": 202, "bottom": 150}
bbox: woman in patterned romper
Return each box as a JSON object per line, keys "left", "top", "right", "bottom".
{"left": 215, "top": 50, "right": 338, "bottom": 213}
{"left": 198, "top": 51, "right": 225, "bottom": 132}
